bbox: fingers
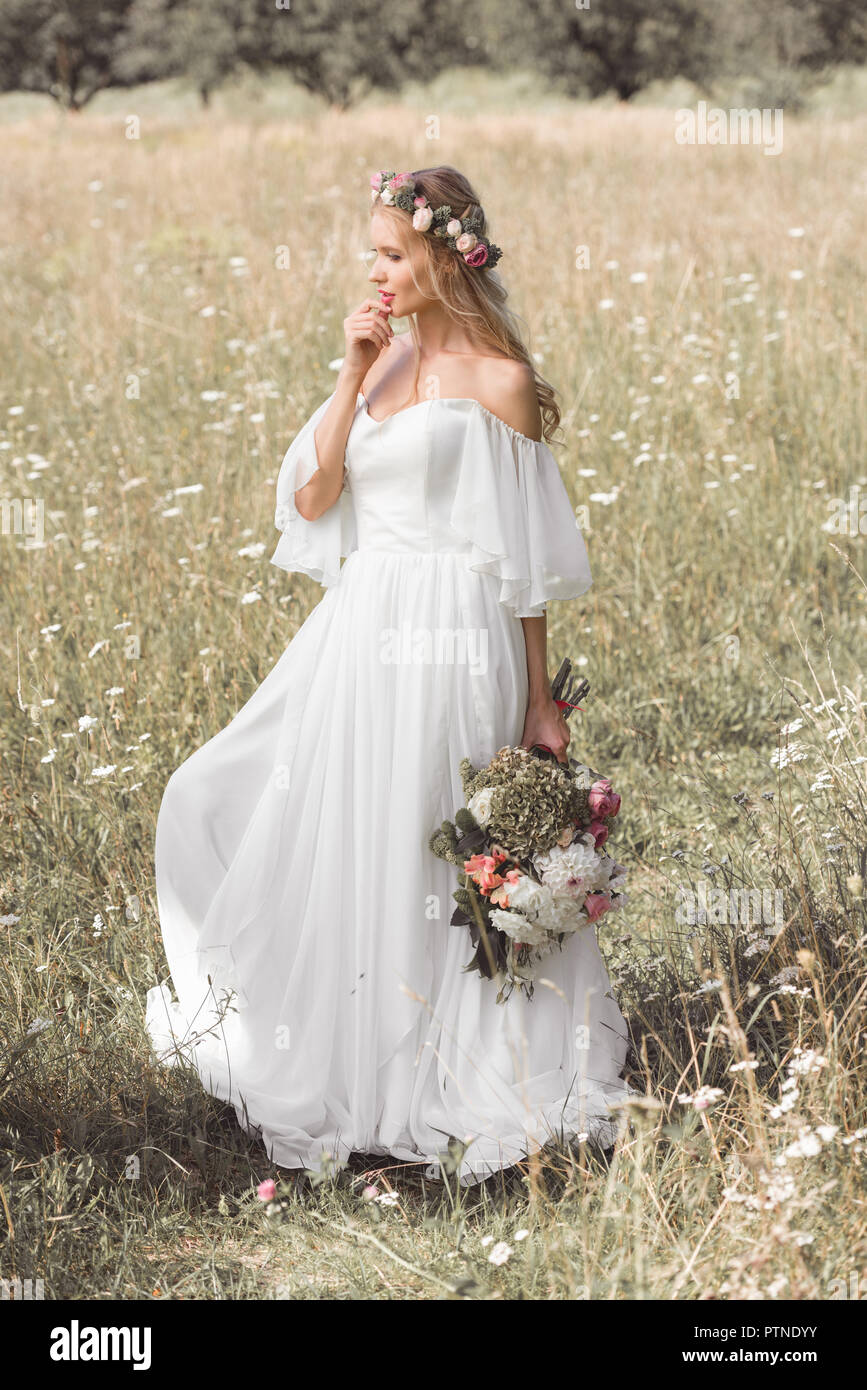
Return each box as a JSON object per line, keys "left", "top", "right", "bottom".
{"left": 349, "top": 304, "right": 393, "bottom": 349}
{"left": 355, "top": 297, "right": 392, "bottom": 322}
{"left": 365, "top": 316, "right": 391, "bottom": 349}
{"left": 346, "top": 317, "right": 390, "bottom": 352}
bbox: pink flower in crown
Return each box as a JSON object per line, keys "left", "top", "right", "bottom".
{"left": 584, "top": 893, "right": 613, "bottom": 923}
{"left": 390, "top": 172, "right": 414, "bottom": 190}
{"left": 455, "top": 232, "right": 477, "bottom": 253}
{"left": 588, "top": 778, "right": 620, "bottom": 819}
{"left": 413, "top": 194, "right": 428, "bottom": 208}
{"left": 370, "top": 171, "right": 385, "bottom": 192}
{"left": 464, "top": 243, "right": 489, "bottom": 267}
{"left": 413, "top": 206, "right": 433, "bottom": 231}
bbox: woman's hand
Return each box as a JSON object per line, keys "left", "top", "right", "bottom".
{"left": 343, "top": 297, "right": 394, "bottom": 380}
{"left": 520, "top": 696, "right": 571, "bottom": 765}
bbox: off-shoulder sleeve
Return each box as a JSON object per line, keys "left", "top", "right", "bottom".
{"left": 448, "top": 405, "right": 592, "bottom": 618}
{"left": 270, "top": 390, "right": 357, "bottom": 588}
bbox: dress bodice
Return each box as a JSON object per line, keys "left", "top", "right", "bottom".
{"left": 271, "top": 389, "right": 592, "bottom": 619}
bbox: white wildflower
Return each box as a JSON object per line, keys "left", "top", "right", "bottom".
{"left": 678, "top": 1086, "right": 725, "bottom": 1111}
{"left": 780, "top": 717, "right": 804, "bottom": 735}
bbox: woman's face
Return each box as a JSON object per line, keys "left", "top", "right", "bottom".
{"left": 367, "top": 210, "right": 431, "bottom": 319}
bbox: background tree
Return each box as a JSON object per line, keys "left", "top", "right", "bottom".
{"left": 262, "top": 0, "right": 492, "bottom": 111}
{"left": 113, "top": 0, "right": 260, "bottom": 107}
{"left": 0, "top": 0, "right": 133, "bottom": 110}
{"left": 490, "top": 0, "right": 716, "bottom": 102}
{"left": 694, "top": 0, "right": 851, "bottom": 111}
{"left": 0, "top": 0, "right": 864, "bottom": 112}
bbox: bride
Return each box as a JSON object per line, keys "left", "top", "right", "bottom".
{"left": 146, "top": 165, "right": 635, "bottom": 1185}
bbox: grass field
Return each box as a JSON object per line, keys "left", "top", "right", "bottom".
{"left": 0, "top": 73, "right": 865, "bottom": 1300}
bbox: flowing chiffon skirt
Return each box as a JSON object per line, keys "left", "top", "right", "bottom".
{"left": 146, "top": 549, "right": 635, "bottom": 1184}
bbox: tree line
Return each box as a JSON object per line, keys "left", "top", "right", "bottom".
{"left": 0, "top": 0, "right": 864, "bottom": 112}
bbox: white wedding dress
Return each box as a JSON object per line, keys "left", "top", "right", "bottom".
{"left": 145, "top": 387, "right": 636, "bottom": 1184}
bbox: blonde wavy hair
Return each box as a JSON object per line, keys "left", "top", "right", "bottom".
{"left": 371, "top": 164, "right": 563, "bottom": 446}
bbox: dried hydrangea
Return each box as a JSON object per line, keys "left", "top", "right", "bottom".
{"left": 459, "top": 746, "right": 587, "bottom": 858}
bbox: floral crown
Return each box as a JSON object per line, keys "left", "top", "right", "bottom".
{"left": 370, "top": 169, "right": 503, "bottom": 270}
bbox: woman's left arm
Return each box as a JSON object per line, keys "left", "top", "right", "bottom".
{"left": 519, "top": 613, "right": 571, "bottom": 764}
{"left": 482, "top": 365, "right": 572, "bottom": 765}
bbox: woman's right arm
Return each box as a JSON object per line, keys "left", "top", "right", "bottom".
{"left": 294, "top": 298, "right": 393, "bottom": 521}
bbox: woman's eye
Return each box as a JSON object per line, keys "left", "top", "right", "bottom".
{"left": 388, "top": 253, "right": 401, "bottom": 261}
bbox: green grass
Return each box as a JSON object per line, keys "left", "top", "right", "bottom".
{"left": 0, "top": 78, "right": 865, "bottom": 1299}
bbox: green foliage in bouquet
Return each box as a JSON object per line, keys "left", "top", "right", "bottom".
{"left": 428, "top": 803, "right": 483, "bottom": 866}
{"left": 429, "top": 791, "right": 514, "bottom": 982}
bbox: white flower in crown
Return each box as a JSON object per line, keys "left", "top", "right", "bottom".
{"left": 380, "top": 187, "right": 395, "bottom": 205}
{"left": 446, "top": 218, "right": 463, "bottom": 237}
{"left": 455, "top": 232, "right": 477, "bottom": 253}
{"left": 412, "top": 206, "right": 434, "bottom": 231}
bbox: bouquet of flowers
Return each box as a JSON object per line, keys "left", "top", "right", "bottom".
{"left": 429, "top": 661, "right": 627, "bottom": 1003}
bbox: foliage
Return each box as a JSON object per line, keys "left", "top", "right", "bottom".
{"left": 0, "top": 0, "right": 865, "bottom": 109}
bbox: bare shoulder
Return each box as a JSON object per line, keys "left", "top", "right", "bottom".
{"left": 477, "top": 357, "right": 543, "bottom": 442}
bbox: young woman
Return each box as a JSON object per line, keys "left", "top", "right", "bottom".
{"left": 146, "top": 165, "right": 635, "bottom": 1185}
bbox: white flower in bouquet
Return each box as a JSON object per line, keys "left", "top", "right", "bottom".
{"left": 533, "top": 834, "right": 603, "bottom": 899}
{"left": 467, "top": 785, "right": 495, "bottom": 827}
{"left": 489, "top": 907, "right": 549, "bottom": 947}
{"left": 546, "top": 893, "right": 591, "bottom": 935}
{"left": 502, "top": 872, "right": 553, "bottom": 921}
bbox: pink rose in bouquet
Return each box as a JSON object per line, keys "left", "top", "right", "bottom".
{"left": 587, "top": 819, "right": 609, "bottom": 849}
{"left": 584, "top": 893, "right": 613, "bottom": 924}
{"left": 588, "top": 778, "right": 621, "bottom": 820}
